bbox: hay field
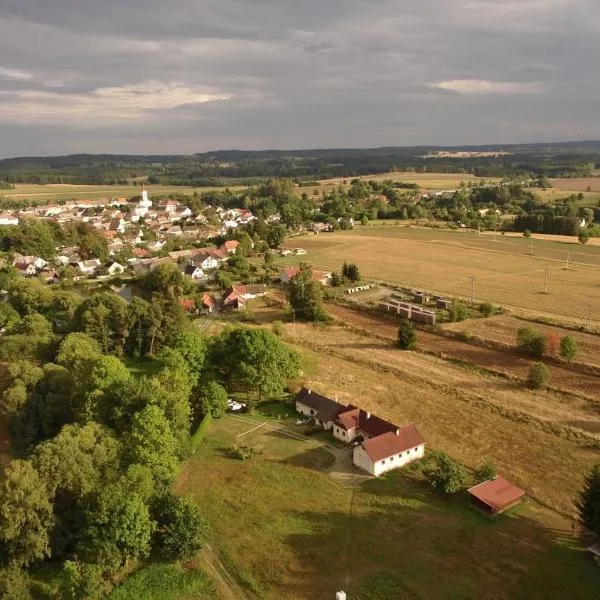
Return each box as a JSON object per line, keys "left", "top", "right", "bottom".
{"left": 0, "top": 183, "right": 246, "bottom": 203}
{"left": 284, "top": 226, "right": 600, "bottom": 323}
{"left": 315, "top": 171, "right": 499, "bottom": 191}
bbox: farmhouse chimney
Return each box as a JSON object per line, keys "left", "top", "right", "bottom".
{"left": 307, "top": 389, "right": 311, "bottom": 394}
{"left": 396, "top": 428, "right": 400, "bottom": 436}
{"left": 336, "top": 592, "right": 347, "bottom": 600}
{"left": 366, "top": 412, "right": 371, "bottom": 420}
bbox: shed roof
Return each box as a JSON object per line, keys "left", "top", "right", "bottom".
{"left": 335, "top": 408, "right": 398, "bottom": 438}
{"left": 467, "top": 477, "right": 525, "bottom": 513}
{"left": 294, "top": 388, "right": 350, "bottom": 424}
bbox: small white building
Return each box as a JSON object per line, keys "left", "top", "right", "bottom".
{"left": 194, "top": 254, "right": 218, "bottom": 270}
{"left": 0, "top": 213, "right": 19, "bottom": 226}
{"left": 107, "top": 262, "right": 125, "bottom": 276}
{"left": 77, "top": 259, "right": 102, "bottom": 275}
{"left": 184, "top": 265, "right": 206, "bottom": 280}
{"left": 353, "top": 426, "right": 425, "bottom": 477}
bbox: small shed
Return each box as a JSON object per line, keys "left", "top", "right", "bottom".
{"left": 467, "top": 476, "right": 525, "bottom": 515}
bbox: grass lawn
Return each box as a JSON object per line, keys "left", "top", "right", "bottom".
{"left": 123, "top": 356, "right": 163, "bottom": 378}
{"left": 177, "top": 418, "right": 600, "bottom": 600}
{"left": 108, "top": 563, "right": 215, "bottom": 600}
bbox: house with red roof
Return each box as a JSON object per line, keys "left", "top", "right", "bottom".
{"left": 466, "top": 476, "right": 525, "bottom": 515}
{"left": 332, "top": 408, "right": 398, "bottom": 444}
{"left": 280, "top": 266, "right": 331, "bottom": 285}
{"left": 220, "top": 240, "right": 240, "bottom": 255}
{"left": 353, "top": 425, "right": 425, "bottom": 477}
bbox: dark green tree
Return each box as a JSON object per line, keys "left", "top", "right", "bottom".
{"left": 397, "top": 319, "right": 416, "bottom": 350}
{"left": 0, "top": 565, "right": 32, "bottom": 600}
{"left": 527, "top": 362, "right": 549, "bottom": 389}
{"left": 194, "top": 380, "right": 228, "bottom": 420}
{"left": 517, "top": 327, "right": 547, "bottom": 359}
{"left": 474, "top": 461, "right": 497, "bottom": 484}
{"left": 577, "top": 463, "right": 600, "bottom": 537}
{"left": 287, "top": 265, "right": 327, "bottom": 322}
{"left": 559, "top": 335, "right": 578, "bottom": 361}
{"left": 154, "top": 491, "right": 209, "bottom": 561}
{"left": 426, "top": 452, "right": 465, "bottom": 495}
{"left": 0, "top": 460, "right": 54, "bottom": 566}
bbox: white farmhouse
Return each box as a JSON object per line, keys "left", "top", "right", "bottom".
{"left": 0, "top": 213, "right": 19, "bottom": 226}
{"left": 194, "top": 253, "right": 218, "bottom": 270}
{"left": 353, "top": 426, "right": 425, "bottom": 477}
{"left": 107, "top": 262, "right": 125, "bottom": 276}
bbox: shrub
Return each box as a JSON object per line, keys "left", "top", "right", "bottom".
{"left": 397, "top": 319, "right": 416, "bottom": 350}
{"left": 426, "top": 452, "right": 465, "bottom": 494}
{"left": 271, "top": 321, "right": 284, "bottom": 337}
{"left": 559, "top": 335, "right": 578, "bottom": 361}
{"left": 474, "top": 461, "right": 497, "bottom": 484}
{"left": 449, "top": 301, "right": 469, "bottom": 323}
{"left": 479, "top": 302, "right": 496, "bottom": 317}
{"left": 523, "top": 230, "right": 532, "bottom": 238}
{"left": 516, "top": 327, "right": 546, "bottom": 359}
{"left": 527, "top": 362, "right": 549, "bottom": 389}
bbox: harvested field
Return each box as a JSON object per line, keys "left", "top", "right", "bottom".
{"left": 281, "top": 226, "right": 600, "bottom": 323}
{"left": 325, "top": 304, "right": 600, "bottom": 400}
{"left": 550, "top": 177, "right": 600, "bottom": 192}
{"left": 279, "top": 321, "right": 599, "bottom": 516}
{"left": 444, "top": 314, "right": 600, "bottom": 367}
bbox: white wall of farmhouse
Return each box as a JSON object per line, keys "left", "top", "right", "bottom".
{"left": 353, "top": 444, "right": 425, "bottom": 477}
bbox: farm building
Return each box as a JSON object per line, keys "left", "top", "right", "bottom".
{"left": 294, "top": 388, "right": 351, "bottom": 430}
{"left": 353, "top": 425, "right": 425, "bottom": 477}
{"left": 332, "top": 408, "right": 398, "bottom": 444}
{"left": 280, "top": 266, "right": 332, "bottom": 285}
{"left": 467, "top": 476, "right": 525, "bottom": 515}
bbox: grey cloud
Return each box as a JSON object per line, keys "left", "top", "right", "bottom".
{"left": 0, "top": 0, "right": 599, "bottom": 157}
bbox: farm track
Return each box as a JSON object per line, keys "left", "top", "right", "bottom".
{"left": 325, "top": 304, "right": 600, "bottom": 400}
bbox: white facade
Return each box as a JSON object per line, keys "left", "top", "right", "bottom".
{"left": 197, "top": 256, "right": 218, "bottom": 270}
{"left": 332, "top": 424, "right": 358, "bottom": 444}
{"left": 0, "top": 214, "right": 19, "bottom": 226}
{"left": 107, "top": 262, "right": 125, "bottom": 276}
{"left": 353, "top": 443, "right": 425, "bottom": 477}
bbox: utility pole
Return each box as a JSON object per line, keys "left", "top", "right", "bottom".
{"left": 470, "top": 277, "right": 475, "bottom": 303}
{"left": 544, "top": 267, "right": 548, "bottom": 294}
{"left": 566, "top": 252, "right": 570, "bottom": 271}
{"left": 589, "top": 300, "right": 592, "bottom": 327}
{"left": 292, "top": 308, "right": 296, "bottom": 342}
{"left": 530, "top": 238, "right": 534, "bottom": 255}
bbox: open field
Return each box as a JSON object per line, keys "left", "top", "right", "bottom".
{"left": 277, "top": 321, "right": 599, "bottom": 515}
{"left": 488, "top": 230, "right": 600, "bottom": 246}
{"left": 325, "top": 304, "right": 600, "bottom": 400}
{"left": 550, "top": 177, "right": 600, "bottom": 192}
{"left": 444, "top": 314, "right": 600, "bottom": 366}
{"left": 526, "top": 187, "right": 600, "bottom": 206}
{"left": 282, "top": 226, "right": 600, "bottom": 323}
{"left": 0, "top": 183, "right": 246, "bottom": 203}
{"left": 179, "top": 411, "right": 600, "bottom": 599}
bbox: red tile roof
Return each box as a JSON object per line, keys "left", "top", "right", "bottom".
{"left": 221, "top": 240, "right": 239, "bottom": 251}
{"left": 202, "top": 294, "right": 214, "bottom": 308}
{"left": 180, "top": 299, "right": 196, "bottom": 312}
{"left": 467, "top": 477, "right": 525, "bottom": 513}
{"left": 361, "top": 426, "right": 425, "bottom": 462}
{"left": 335, "top": 408, "right": 398, "bottom": 438}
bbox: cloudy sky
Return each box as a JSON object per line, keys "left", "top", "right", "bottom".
{"left": 0, "top": 0, "right": 599, "bottom": 157}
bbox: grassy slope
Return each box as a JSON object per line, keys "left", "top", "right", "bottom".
{"left": 179, "top": 417, "right": 600, "bottom": 600}
{"left": 108, "top": 563, "right": 215, "bottom": 600}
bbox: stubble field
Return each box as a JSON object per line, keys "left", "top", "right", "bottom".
{"left": 283, "top": 226, "right": 600, "bottom": 323}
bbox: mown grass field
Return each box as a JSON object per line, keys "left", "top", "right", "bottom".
{"left": 282, "top": 226, "right": 600, "bottom": 323}
{"left": 179, "top": 414, "right": 600, "bottom": 600}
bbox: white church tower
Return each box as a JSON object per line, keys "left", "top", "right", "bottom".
{"left": 133, "top": 184, "right": 152, "bottom": 221}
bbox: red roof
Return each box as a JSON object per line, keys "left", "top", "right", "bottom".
{"left": 202, "top": 294, "right": 214, "bottom": 308}
{"left": 361, "top": 426, "right": 425, "bottom": 462}
{"left": 467, "top": 477, "right": 525, "bottom": 513}
{"left": 281, "top": 266, "right": 329, "bottom": 283}
{"left": 222, "top": 240, "right": 239, "bottom": 251}
{"left": 180, "top": 299, "right": 196, "bottom": 312}
{"left": 335, "top": 408, "right": 398, "bottom": 438}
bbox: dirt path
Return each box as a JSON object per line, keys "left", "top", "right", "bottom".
{"left": 326, "top": 304, "right": 600, "bottom": 400}
{"left": 197, "top": 544, "right": 250, "bottom": 600}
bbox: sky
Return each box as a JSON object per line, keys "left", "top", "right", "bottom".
{"left": 0, "top": 0, "right": 599, "bottom": 157}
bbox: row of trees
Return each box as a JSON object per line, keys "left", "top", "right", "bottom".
{"left": 516, "top": 327, "right": 578, "bottom": 361}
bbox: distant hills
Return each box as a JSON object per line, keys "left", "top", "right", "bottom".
{"left": 1, "top": 140, "right": 599, "bottom": 185}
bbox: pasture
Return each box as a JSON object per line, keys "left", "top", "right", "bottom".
{"left": 179, "top": 411, "right": 600, "bottom": 600}
{"left": 282, "top": 226, "right": 600, "bottom": 323}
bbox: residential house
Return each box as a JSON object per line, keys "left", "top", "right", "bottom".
{"left": 180, "top": 298, "right": 196, "bottom": 313}
{"left": 109, "top": 217, "right": 126, "bottom": 234}
{"left": 77, "top": 259, "right": 102, "bottom": 275}
{"left": 220, "top": 240, "right": 240, "bottom": 255}
{"left": 165, "top": 225, "right": 183, "bottom": 236}
{"left": 39, "top": 269, "right": 60, "bottom": 284}
{"left": 352, "top": 425, "right": 425, "bottom": 477}
{"left": 294, "top": 388, "right": 352, "bottom": 430}
{"left": 159, "top": 199, "right": 179, "bottom": 213}
{"left": 107, "top": 262, "right": 125, "bottom": 276}
{"left": 280, "top": 266, "right": 331, "bottom": 285}
{"left": 0, "top": 212, "right": 19, "bottom": 226}
{"left": 332, "top": 408, "right": 398, "bottom": 444}
{"left": 229, "top": 284, "right": 267, "bottom": 300}
{"left": 194, "top": 253, "right": 219, "bottom": 270}
{"left": 184, "top": 265, "right": 206, "bottom": 280}
{"left": 201, "top": 294, "right": 215, "bottom": 314}
{"left": 222, "top": 287, "right": 246, "bottom": 311}
{"left": 14, "top": 262, "right": 37, "bottom": 276}
{"left": 13, "top": 256, "right": 48, "bottom": 271}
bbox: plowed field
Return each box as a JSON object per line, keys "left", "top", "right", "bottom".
{"left": 325, "top": 304, "right": 600, "bottom": 399}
